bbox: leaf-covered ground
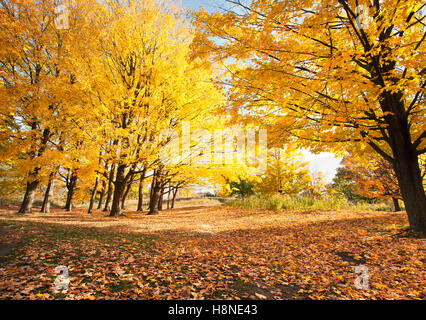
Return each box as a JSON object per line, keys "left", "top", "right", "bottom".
{"left": 0, "top": 206, "right": 424, "bottom": 300}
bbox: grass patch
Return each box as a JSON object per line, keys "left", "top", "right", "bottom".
{"left": 226, "top": 195, "right": 394, "bottom": 212}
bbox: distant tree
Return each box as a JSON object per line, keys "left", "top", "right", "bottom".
{"left": 330, "top": 165, "right": 368, "bottom": 202}
{"left": 256, "top": 147, "right": 311, "bottom": 196}
{"left": 342, "top": 155, "right": 403, "bottom": 211}
{"left": 226, "top": 178, "right": 256, "bottom": 199}
{"left": 304, "top": 172, "right": 328, "bottom": 199}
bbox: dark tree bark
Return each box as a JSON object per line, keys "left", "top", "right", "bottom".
{"left": 148, "top": 171, "right": 161, "bottom": 215}
{"left": 103, "top": 164, "right": 115, "bottom": 212}
{"left": 97, "top": 180, "right": 106, "bottom": 209}
{"left": 171, "top": 187, "right": 178, "bottom": 209}
{"left": 19, "top": 180, "right": 39, "bottom": 213}
{"left": 149, "top": 171, "right": 156, "bottom": 202}
{"left": 121, "top": 174, "right": 133, "bottom": 211}
{"left": 392, "top": 197, "right": 401, "bottom": 212}
{"left": 391, "top": 141, "right": 426, "bottom": 230}
{"left": 137, "top": 169, "right": 146, "bottom": 212}
{"left": 380, "top": 97, "right": 426, "bottom": 232}
{"left": 88, "top": 176, "right": 99, "bottom": 214}
{"left": 65, "top": 172, "right": 77, "bottom": 212}
{"left": 41, "top": 177, "right": 54, "bottom": 213}
{"left": 148, "top": 183, "right": 161, "bottom": 215}
{"left": 110, "top": 164, "right": 128, "bottom": 217}
{"left": 167, "top": 185, "right": 171, "bottom": 210}
{"left": 137, "top": 183, "right": 144, "bottom": 212}
{"left": 157, "top": 184, "right": 165, "bottom": 212}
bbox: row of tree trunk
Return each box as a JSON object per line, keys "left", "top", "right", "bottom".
{"left": 89, "top": 166, "right": 181, "bottom": 216}
{"left": 25, "top": 160, "right": 407, "bottom": 217}
{"left": 33, "top": 164, "right": 183, "bottom": 216}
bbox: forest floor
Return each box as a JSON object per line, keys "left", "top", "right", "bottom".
{"left": 0, "top": 205, "right": 424, "bottom": 300}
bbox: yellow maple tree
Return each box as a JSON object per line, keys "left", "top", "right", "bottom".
{"left": 194, "top": 0, "right": 426, "bottom": 232}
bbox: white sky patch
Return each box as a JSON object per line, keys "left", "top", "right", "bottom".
{"left": 301, "top": 149, "right": 342, "bottom": 182}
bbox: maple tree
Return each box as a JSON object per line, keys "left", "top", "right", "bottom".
{"left": 341, "top": 154, "right": 402, "bottom": 211}
{"left": 74, "top": 0, "right": 223, "bottom": 217}
{"left": 0, "top": 0, "right": 79, "bottom": 213}
{"left": 330, "top": 165, "right": 368, "bottom": 202}
{"left": 256, "top": 146, "right": 312, "bottom": 196}
{"left": 0, "top": 0, "right": 224, "bottom": 216}
{"left": 194, "top": 0, "right": 426, "bottom": 232}
{"left": 226, "top": 177, "right": 257, "bottom": 198}
{"left": 339, "top": 154, "right": 426, "bottom": 211}
{"left": 0, "top": 0, "right": 104, "bottom": 213}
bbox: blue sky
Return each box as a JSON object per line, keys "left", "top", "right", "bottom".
{"left": 181, "top": 0, "right": 343, "bottom": 182}
{"left": 181, "top": 0, "right": 223, "bottom": 11}
{"left": 182, "top": 0, "right": 235, "bottom": 11}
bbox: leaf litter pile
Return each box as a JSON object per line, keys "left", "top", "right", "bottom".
{"left": 0, "top": 206, "right": 424, "bottom": 300}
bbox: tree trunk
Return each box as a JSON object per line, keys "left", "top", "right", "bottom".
{"left": 41, "top": 178, "right": 54, "bottom": 213}
{"left": 103, "top": 164, "right": 115, "bottom": 212}
{"left": 149, "top": 171, "right": 156, "bottom": 202}
{"left": 137, "top": 179, "right": 144, "bottom": 212}
{"left": 158, "top": 185, "right": 164, "bottom": 211}
{"left": 19, "top": 180, "right": 39, "bottom": 213}
{"left": 88, "top": 176, "right": 99, "bottom": 214}
{"left": 110, "top": 165, "right": 127, "bottom": 217}
{"left": 137, "top": 169, "right": 146, "bottom": 212}
{"left": 392, "top": 197, "right": 401, "bottom": 212}
{"left": 148, "top": 173, "right": 161, "bottom": 215}
{"left": 121, "top": 178, "right": 132, "bottom": 211}
{"left": 65, "top": 173, "right": 77, "bottom": 212}
{"left": 380, "top": 94, "right": 426, "bottom": 233}
{"left": 97, "top": 180, "right": 106, "bottom": 209}
{"left": 171, "top": 187, "right": 178, "bottom": 209}
{"left": 392, "top": 147, "right": 426, "bottom": 232}
{"left": 167, "top": 185, "right": 171, "bottom": 210}
{"left": 365, "top": 52, "right": 426, "bottom": 232}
